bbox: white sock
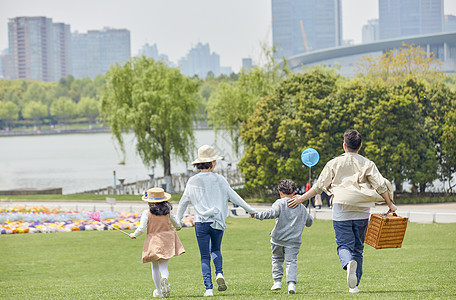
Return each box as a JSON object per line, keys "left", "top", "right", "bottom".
{"left": 151, "top": 261, "right": 161, "bottom": 292}
{"left": 158, "top": 259, "right": 169, "bottom": 279}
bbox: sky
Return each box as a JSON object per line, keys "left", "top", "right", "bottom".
{"left": 1, "top": 0, "right": 456, "bottom": 72}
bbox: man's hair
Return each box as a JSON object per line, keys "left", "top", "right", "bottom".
{"left": 278, "top": 179, "right": 297, "bottom": 195}
{"left": 344, "top": 129, "right": 362, "bottom": 151}
{"left": 193, "top": 162, "right": 213, "bottom": 170}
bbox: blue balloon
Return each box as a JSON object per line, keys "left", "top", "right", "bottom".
{"left": 301, "top": 148, "right": 320, "bottom": 167}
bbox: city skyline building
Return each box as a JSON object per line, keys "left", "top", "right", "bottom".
{"left": 178, "top": 42, "right": 220, "bottom": 78}
{"left": 242, "top": 58, "right": 253, "bottom": 71}
{"left": 71, "top": 28, "right": 131, "bottom": 79}
{"left": 362, "top": 19, "right": 380, "bottom": 43}
{"left": 7, "top": 16, "right": 71, "bottom": 81}
{"left": 271, "top": 0, "right": 342, "bottom": 60}
{"left": 445, "top": 14, "right": 456, "bottom": 32}
{"left": 0, "top": 49, "right": 8, "bottom": 79}
{"left": 136, "top": 42, "right": 175, "bottom": 67}
{"left": 379, "top": 0, "right": 444, "bottom": 40}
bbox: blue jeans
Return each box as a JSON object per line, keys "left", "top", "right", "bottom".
{"left": 333, "top": 219, "right": 369, "bottom": 287}
{"left": 195, "top": 222, "right": 224, "bottom": 290}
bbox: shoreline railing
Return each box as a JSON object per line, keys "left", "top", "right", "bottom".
{"left": 79, "top": 167, "right": 244, "bottom": 195}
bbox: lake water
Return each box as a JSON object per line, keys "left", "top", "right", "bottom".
{"left": 0, "top": 130, "right": 240, "bottom": 194}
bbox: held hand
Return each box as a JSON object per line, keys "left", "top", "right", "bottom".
{"left": 129, "top": 233, "right": 136, "bottom": 239}
{"left": 388, "top": 203, "right": 397, "bottom": 212}
{"left": 175, "top": 226, "right": 182, "bottom": 231}
{"left": 250, "top": 213, "right": 255, "bottom": 218}
{"left": 288, "top": 195, "right": 303, "bottom": 208}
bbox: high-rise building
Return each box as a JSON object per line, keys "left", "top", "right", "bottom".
{"left": 362, "top": 19, "right": 380, "bottom": 43}
{"left": 178, "top": 43, "right": 220, "bottom": 78}
{"left": 242, "top": 58, "right": 253, "bottom": 71}
{"left": 71, "top": 28, "right": 130, "bottom": 79}
{"left": 0, "top": 49, "right": 8, "bottom": 79}
{"left": 220, "top": 66, "right": 233, "bottom": 75}
{"left": 379, "top": 0, "right": 443, "bottom": 40}
{"left": 8, "top": 16, "right": 71, "bottom": 81}
{"left": 136, "top": 43, "right": 174, "bottom": 67}
{"left": 271, "top": 0, "right": 342, "bottom": 59}
{"left": 445, "top": 15, "right": 456, "bottom": 32}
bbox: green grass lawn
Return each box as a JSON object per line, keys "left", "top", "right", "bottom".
{"left": 1, "top": 218, "right": 455, "bottom": 299}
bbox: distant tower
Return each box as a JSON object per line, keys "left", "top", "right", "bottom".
{"left": 178, "top": 43, "right": 220, "bottom": 78}
{"left": 242, "top": 58, "right": 253, "bottom": 71}
{"left": 8, "top": 16, "right": 71, "bottom": 81}
{"left": 271, "top": 0, "right": 342, "bottom": 60}
{"left": 444, "top": 15, "right": 456, "bottom": 32}
{"left": 0, "top": 49, "right": 8, "bottom": 79}
{"left": 362, "top": 19, "right": 380, "bottom": 43}
{"left": 136, "top": 43, "right": 174, "bottom": 67}
{"left": 71, "top": 28, "right": 130, "bottom": 79}
{"left": 379, "top": 0, "right": 443, "bottom": 40}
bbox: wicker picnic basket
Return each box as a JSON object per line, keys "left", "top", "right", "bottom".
{"left": 364, "top": 211, "right": 408, "bottom": 249}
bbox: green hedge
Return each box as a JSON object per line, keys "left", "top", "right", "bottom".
{"left": 394, "top": 194, "right": 456, "bottom": 204}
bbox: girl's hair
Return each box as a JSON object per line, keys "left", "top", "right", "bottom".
{"left": 193, "top": 161, "right": 213, "bottom": 170}
{"left": 148, "top": 201, "right": 172, "bottom": 216}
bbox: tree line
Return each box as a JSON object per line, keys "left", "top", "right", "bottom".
{"left": 0, "top": 75, "right": 105, "bottom": 129}
{"left": 1, "top": 45, "right": 455, "bottom": 193}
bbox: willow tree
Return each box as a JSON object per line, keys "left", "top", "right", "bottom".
{"left": 101, "top": 56, "right": 200, "bottom": 192}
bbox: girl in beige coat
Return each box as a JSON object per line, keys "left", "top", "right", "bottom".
{"left": 130, "top": 188, "right": 185, "bottom": 298}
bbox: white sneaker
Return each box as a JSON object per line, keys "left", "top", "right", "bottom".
{"left": 271, "top": 281, "right": 282, "bottom": 290}
{"left": 160, "top": 277, "right": 170, "bottom": 298}
{"left": 288, "top": 282, "right": 296, "bottom": 294}
{"left": 203, "top": 289, "right": 213, "bottom": 297}
{"left": 216, "top": 273, "right": 227, "bottom": 291}
{"left": 349, "top": 286, "right": 359, "bottom": 293}
{"left": 346, "top": 260, "right": 358, "bottom": 289}
{"left": 153, "top": 289, "right": 163, "bottom": 298}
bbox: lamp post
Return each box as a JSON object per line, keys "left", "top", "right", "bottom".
{"left": 149, "top": 166, "right": 155, "bottom": 187}
{"left": 113, "top": 170, "right": 117, "bottom": 189}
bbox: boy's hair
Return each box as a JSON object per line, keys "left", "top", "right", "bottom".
{"left": 278, "top": 179, "right": 297, "bottom": 195}
{"left": 193, "top": 161, "right": 213, "bottom": 170}
{"left": 148, "top": 201, "right": 172, "bottom": 216}
{"left": 344, "top": 129, "right": 362, "bottom": 151}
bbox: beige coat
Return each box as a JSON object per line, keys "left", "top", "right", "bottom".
{"left": 142, "top": 212, "right": 185, "bottom": 263}
{"left": 313, "top": 152, "right": 393, "bottom": 207}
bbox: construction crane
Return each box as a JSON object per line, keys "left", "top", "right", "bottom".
{"left": 258, "top": 15, "right": 274, "bottom": 65}
{"left": 299, "top": 20, "right": 310, "bottom": 53}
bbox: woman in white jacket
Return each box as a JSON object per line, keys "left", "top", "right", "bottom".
{"left": 176, "top": 145, "right": 257, "bottom": 297}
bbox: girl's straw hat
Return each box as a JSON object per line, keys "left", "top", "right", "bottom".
{"left": 142, "top": 187, "right": 171, "bottom": 202}
{"left": 192, "top": 145, "right": 223, "bottom": 164}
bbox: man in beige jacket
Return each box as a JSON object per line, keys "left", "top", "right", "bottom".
{"left": 288, "top": 129, "right": 397, "bottom": 293}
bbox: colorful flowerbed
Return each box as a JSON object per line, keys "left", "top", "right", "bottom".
{"left": 0, "top": 206, "right": 194, "bottom": 234}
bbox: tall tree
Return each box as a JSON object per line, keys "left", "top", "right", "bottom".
{"left": 239, "top": 67, "right": 341, "bottom": 193}
{"left": 50, "top": 97, "right": 77, "bottom": 126}
{"left": 356, "top": 43, "right": 443, "bottom": 84}
{"left": 77, "top": 97, "right": 99, "bottom": 128}
{"left": 101, "top": 56, "right": 199, "bottom": 192}
{"left": 0, "top": 101, "right": 19, "bottom": 129}
{"left": 441, "top": 99, "right": 456, "bottom": 192}
{"left": 22, "top": 101, "right": 47, "bottom": 128}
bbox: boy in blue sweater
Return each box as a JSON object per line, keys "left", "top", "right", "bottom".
{"left": 251, "top": 179, "right": 313, "bottom": 294}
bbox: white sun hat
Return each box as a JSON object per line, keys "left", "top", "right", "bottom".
{"left": 192, "top": 144, "right": 223, "bottom": 164}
